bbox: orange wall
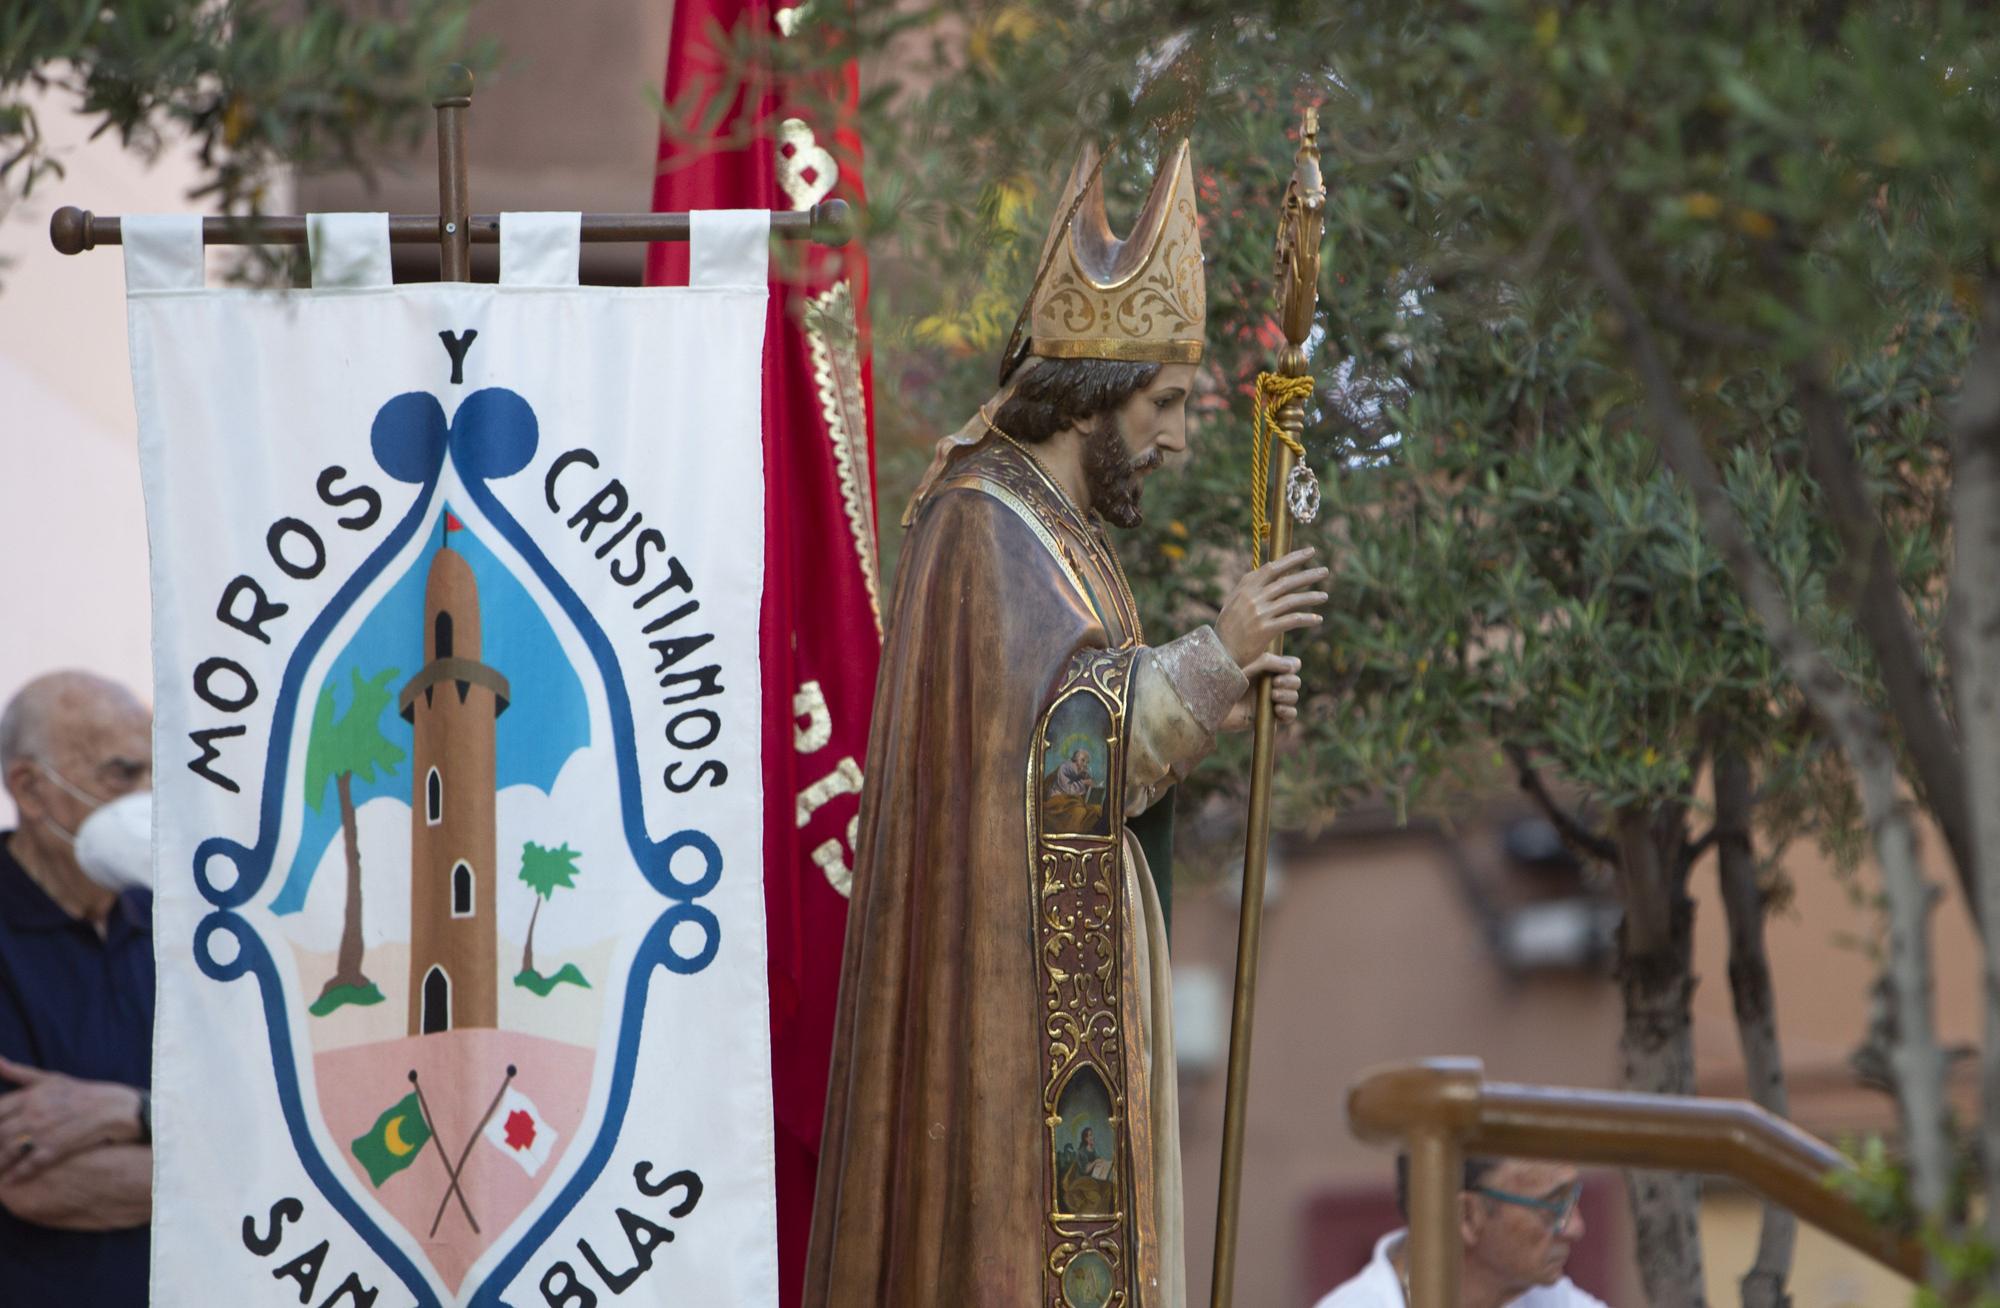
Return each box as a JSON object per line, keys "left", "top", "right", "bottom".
{"left": 1174, "top": 802, "right": 1979, "bottom": 1305}
{"left": 1170, "top": 828, "right": 1643, "bottom": 1305}
{"left": 1688, "top": 811, "right": 1983, "bottom": 1135}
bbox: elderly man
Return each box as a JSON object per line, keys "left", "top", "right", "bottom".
{"left": 1313, "top": 1156, "right": 1610, "bottom": 1308}
{"left": 0, "top": 670, "right": 156, "bottom": 1305}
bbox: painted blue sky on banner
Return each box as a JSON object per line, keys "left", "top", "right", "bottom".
{"left": 270, "top": 510, "right": 589, "bottom": 915}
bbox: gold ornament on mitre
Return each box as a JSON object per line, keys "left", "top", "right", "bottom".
{"left": 999, "top": 139, "right": 1207, "bottom": 384}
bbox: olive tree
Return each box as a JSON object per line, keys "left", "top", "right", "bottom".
{"left": 823, "top": 4, "right": 1990, "bottom": 1302}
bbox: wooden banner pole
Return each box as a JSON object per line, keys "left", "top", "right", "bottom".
{"left": 49, "top": 207, "right": 850, "bottom": 255}
{"left": 48, "top": 63, "right": 851, "bottom": 259}
{"left": 434, "top": 64, "right": 474, "bottom": 282}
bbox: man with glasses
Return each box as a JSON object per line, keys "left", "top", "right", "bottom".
{"left": 0, "top": 670, "right": 156, "bottom": 1306}
{"left": 1313, "top": 1155, "right": 1610, "bottom": 1307}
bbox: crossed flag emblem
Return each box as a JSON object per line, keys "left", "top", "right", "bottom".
{"left": 350, "top": 1063, "right": 558, "bottom": 1234}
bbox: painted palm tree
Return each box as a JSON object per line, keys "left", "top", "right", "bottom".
{"left": 516, "top": 840, "right": 587, "bottom": 993}
{"left": 304, "top": 666, "right": 404, "bottom": 1008}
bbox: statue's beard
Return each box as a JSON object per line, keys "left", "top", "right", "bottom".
{"left": 1083, "top": 415, "right": 1162, "bottom": 529}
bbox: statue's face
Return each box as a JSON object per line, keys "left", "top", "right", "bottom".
{"left": 1084, "top": 362, "right": 1197, "bottom": 529}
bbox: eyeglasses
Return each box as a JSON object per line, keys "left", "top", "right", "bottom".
{"left": 39, "top": 755, "right": 150, "bottom": 801}
{"left": 1472, "top": 1180, "right": 1584, "bottom": 1230}
{"left": 93, "top": 756, "right": 152, "bottom": 792}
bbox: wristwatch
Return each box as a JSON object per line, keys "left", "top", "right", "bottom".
{"left": 136, "top": 1089, "right": 152, "bottom": 1145}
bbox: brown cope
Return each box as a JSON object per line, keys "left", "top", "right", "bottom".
{"left": 805, "top": 440, "right": 1160, "bottom": 1306}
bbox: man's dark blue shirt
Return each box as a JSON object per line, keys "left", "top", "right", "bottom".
{"left": 0, "top": 830, "right": 153, "bottom": 1307}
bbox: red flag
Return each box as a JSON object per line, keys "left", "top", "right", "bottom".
{"left": 644, "top": 6, "right": 880, "bottom": 1303}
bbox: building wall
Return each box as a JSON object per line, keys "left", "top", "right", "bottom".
{"left": 1169, "top": 828, "right": 1644, "bottom": 1306}
{"left": 0, "top": 88, "right": 222, "bottom": 823}
{"left": 293, "top": 0, "right": 672, "bottom": 285}
{"left": 1684, "top": 811, "right": 1970, "bottom": 1305}
{"left": 1687, "top": 811, "right": 1984, "bottom": 1130}
{"left": 1182, "top": 806, "right": 1968, "bottom": 1307}
{"left": 0, "top": 4, "right": 670, "bottom": 827}
{"left": 1700, "top": 1190, "right": 1915, "bottom": 1308}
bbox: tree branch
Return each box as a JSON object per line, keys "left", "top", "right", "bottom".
{"left": 1503, "top": 742, "right": 1618, "bottom": 863}
{"left": 1543, "top": 134, "right": 1953, "bottom": 1229}
{"left": 1653, "top": 292, "right": 1776, "bottom": 352}
{"left": 1714, "top": 750, "right": 1798, "bottom": 1308}
{"left": 1793, "top": 367, "right": 1975, "bottom": 905}
{"left": 1943, "top": 274, "right": 2000, "bottom": 1287}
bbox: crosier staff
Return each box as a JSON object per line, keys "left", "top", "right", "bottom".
{"left": 1210, "top": 105, "right": 1326, "bottom": 1308}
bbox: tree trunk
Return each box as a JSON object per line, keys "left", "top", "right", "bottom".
{"left": 1714, "top": 752, "right": 1795, "bottom": 1308}
{"left": 522, "top": 894, "right": 542, "bottom": 977}
{"left": 1613, "top": 807, "right": 1706, "bottom": 1308}
{"left": 1796, "top": 372, "right": 1975, "bottom": 910}
{"left": 1947, "top": 278, "right": 2000, "bottom": 1286}
{"left": 319, "top": 769, "right": 371, "bottom": 997}
{"left": 1861, "top": 760, "right": 1953, "bottom": 1222}
{"left": 1549, "top": 144, "right": 1953, "bottom": 1243}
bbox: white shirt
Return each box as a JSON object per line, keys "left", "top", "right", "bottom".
{"left": 1312, "top": 1230, "right": 1611, "bottom": 1308}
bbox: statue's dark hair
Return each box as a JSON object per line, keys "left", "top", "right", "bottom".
{"left": 992, "top": 357, "right": 1162, "bottom": 444}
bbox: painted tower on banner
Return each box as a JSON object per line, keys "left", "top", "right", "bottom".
{"left": 399, "top": 525, "right": 509, "bottom": 1036}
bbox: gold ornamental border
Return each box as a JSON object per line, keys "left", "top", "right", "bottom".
{"left": 802, "top": 279, "right": 883, "bottom": 633}
{"left": 1028, "top": 652, "right": 1145, "bottom": 1308}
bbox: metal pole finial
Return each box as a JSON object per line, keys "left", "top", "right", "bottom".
{"left": 430, "top": 63, "right": 475, "bottom": 107}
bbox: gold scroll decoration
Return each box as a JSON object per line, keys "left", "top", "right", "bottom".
{"left": 1022, "top": 139, "right": 1207, "bottom": 369}
{"left": 1030, "top": 648, "right": 1151, "bottom": 1307}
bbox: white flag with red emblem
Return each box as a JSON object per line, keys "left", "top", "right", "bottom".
{"left": 483, "top": 1086, "right": 558, "bottom": 1177}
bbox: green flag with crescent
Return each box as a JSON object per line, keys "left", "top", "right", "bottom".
{"left": 351, "top": 1091, "right": 432, "bottom": 1186}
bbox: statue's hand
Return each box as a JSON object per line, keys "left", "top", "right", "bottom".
{"left": 1216, "top": 547, "right": 1327, "bottom": 670}
{"left": 1220, "top": 653, "right": 1302, "bottom": 733}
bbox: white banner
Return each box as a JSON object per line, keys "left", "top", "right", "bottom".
{"left": 128, "top": 212, "right": 777, "bottom": 1307}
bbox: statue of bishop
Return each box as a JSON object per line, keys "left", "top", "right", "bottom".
{"left": 804, "top": 139, "right": 1327, "bottom": 1308}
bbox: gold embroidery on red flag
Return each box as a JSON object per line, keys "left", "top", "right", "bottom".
{"left": 804, "top": 280, "right": 881, "bottom": 630}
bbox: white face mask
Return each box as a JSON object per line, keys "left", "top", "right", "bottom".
{"left": 72, "top": 791, "right": 154, "bottom": 893}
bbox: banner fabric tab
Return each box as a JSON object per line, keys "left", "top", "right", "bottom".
{"left": 499, "top": 214, "right": 582, "bottom": 288}
{"left": 307, "top": 213, "right": 393, "bottom": 289}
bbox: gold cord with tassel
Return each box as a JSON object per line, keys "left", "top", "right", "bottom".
{"left": 1249, "top": 371, "right": 1314, "bottom": 565}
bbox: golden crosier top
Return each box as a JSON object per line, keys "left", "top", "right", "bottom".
{"left": 1275, "top": 107, "right": 1326, "bottom": 352}
{"left": 1024, "top": 139, "right": 1206, "bottom": 368}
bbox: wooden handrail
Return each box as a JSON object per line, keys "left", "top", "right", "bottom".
{"left": 1346, "top": 1058, "right": 1922, "bottom": 1307}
